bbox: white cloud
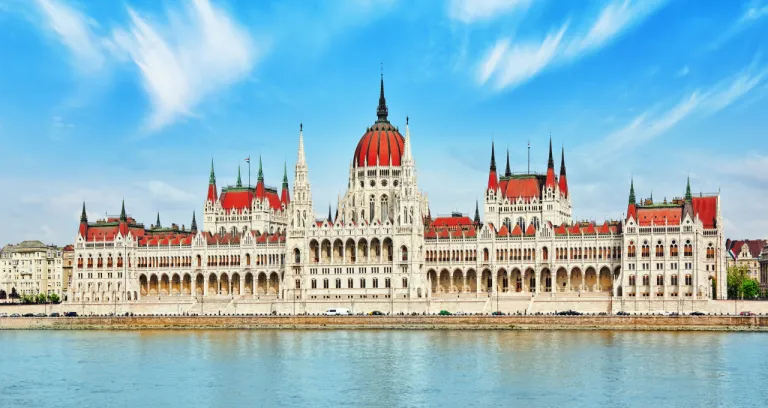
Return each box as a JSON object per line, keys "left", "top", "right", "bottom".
{"left": 35, "top": 0, "right": 105, "bottom": 74}
{"left": 138, "top": 180, "right": 196, "bottom": 204}
{"left": 676, "top": 65, "right": 689, "bottom": 77}
{"left": 111, "top": 0, "right": 261, "bottom": 131}
{"left": 742, "top": 5, "right": 768, "bottom": 22}
{"left": 477, "top": 0, "right": 666, "bottom": 91}
{"left": 448, "top": 0, "right": 530, "bottom": 24}
{"left": 601, "top": 64, "right": 768, "bottom": 153}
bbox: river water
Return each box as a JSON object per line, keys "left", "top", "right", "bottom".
{"left": 1, "top": 330, "right": 765, "bottom": 407}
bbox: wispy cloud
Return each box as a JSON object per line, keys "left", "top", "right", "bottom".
{"left": 477, "top": 0, "right": 666, "bottom": 91}
{"left": 603, "top": 64, "right": 768, "bottom": 152}
{"left": 447, "top": 0, "right": 530, "bottom": 24}
{"left": 710, "top": 3, "right": 768, "bottom": 50}
{"left": 35, "top": 0, "right": 105, "bottom": 74}
{"left": 676, "top": 65, "right": 690, "bottom": 77}
{"left": 111, "top": 0, "right": 262, "bottom": 131}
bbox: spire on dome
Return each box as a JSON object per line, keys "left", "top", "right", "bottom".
{"left": 505, "top": 148, "right": 511, "bottom": 177}
{"left": 236, "top": 165, "right": 242, "bottom": 187}
{"left": 120, "top": 200, "right": 127, "bottom": 222}
{"left": 629, "top": 178, "right": 636, "bottom": 205}
{"left": 377, "top": 71, "right": 389, "bottom": 122}
{"left": 190, "top": 211, "right": 197, "bottom": 232}
{"left": 474, "top": 199, "right": 481, "bottom": 225}
{"left": 80, "top": 202, "right": 88, "bottom": 223}
{"left": 685, "top": 175, "right": 692, "bottom": 202}
{"left": 257, "top": 156, "right": 264, "bottom": 183}
{"left": 209, "top": 159, "right": 216, "bottom": 184}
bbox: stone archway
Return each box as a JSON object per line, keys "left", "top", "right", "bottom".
{"left": 149, "top": 274, "right": 159, "bottom": 296}
{"left": 524, "top": 268, "right": 536, "bottom": 293}
{"left": 171, "top": 274, "right": 181, "bottom": 295}
{"left": 257, "top": 272, "right": 268, "bottom": 295}
{"left": 481, "top": 269, "right": 492, "bottom": 292}
{"left": 466, "top": 269, "right": 477, "bottom": 292}
{"left": 245, "top": 272, "right": 254, "bottom": 295}
{"left": 268, "top": 272, "right": 279, "bottom": 295}
{"left": 541, "top": 269, "right": 552, "bottom": 292}
{"left": 439, "top": 269, "right": 450, "bottom": 293}
{"left": 183, "top": 274, "right": 192, "bottom": 295}
{"left": 427, "top": 270, "right": 438, "bottom": 294}
{"left": 453, "top": 269, "right": 464, "bottom": 292}
{"left": 600, "top": 267, "right": 612, "bottom": 292}
{"left": 140, "top": 274, "right": 148, "bottom": 296}
{"left": 496, "top": 268, "right": 508, "bottom": 292}
{"left": 231, "top": 273, "right": 241, "bottom": 296}
{"left": 585, "top": 267, "right": 597, "bottom": 292}
{"left": 208, "top": 273, "right": 218, "bottom": 295}
{"left": 570, "top": 267, "right": 582, "bottom": 292}
{"left": 555, "top": 268, "right": 568, "bottom": 292}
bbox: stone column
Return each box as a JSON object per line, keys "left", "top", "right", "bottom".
{"left": 203, "top": 276, "right": 208, "bottom": 296}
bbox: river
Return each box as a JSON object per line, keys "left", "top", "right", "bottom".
{"left": 1, "top": 330, "right": 765, "bottom": 407}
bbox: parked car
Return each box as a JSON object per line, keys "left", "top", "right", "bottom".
{"left": 64, "top": 312, "right": 78, "bottom": 317}
{"left": 367, "top": 311, "right": 384, "bottom": 316}
{"left": 438, "top": 310, "right": 452, "bottom": 316}
{"left": 669, "top": 312, "right": 680, "bottom": 316}
{"left": 491, "top": 311, "right": 505, "bottom": 316}
{"left": 616, "top": 311, "right": 630, "bottom": 316}
{"left": 740, "top": 311, "right": 755, "bottom": 316}
{"left": 22, "top": 313, "right": 34, "bottom": 317}
{"left": 323, "top": 308, "right": 352, "bottom": 316}
{"left": 10, "top": 313, "right": 21, "bottom": 318}
{"left": 49, "top": 312, "right": 60, "bottom": 317}
{"left": 34, "top": 313, "right": 46, "bottom": 317}
{"left": 454, "top": 311, "right": 467, "bottom": 316}
{"left": 0, "top": 313, "right": 7, "bottom": 317}
{"left": 557, "top": 310, "right": 582, "bottom": 316}
{"left": 690, "top": 311, "right": 705, "bottom": 316}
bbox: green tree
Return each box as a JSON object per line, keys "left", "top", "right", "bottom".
{"left": 727, "top": 264, "right": 750, "bottom": 299}
{"left": 36, "top": 293, "right": 47, "bottom": 304}
{"left": 48, "top": 293, "right": 60, "bottom": 304}
{"left": 742, "top": 279, "right": 760, "bottom": 300}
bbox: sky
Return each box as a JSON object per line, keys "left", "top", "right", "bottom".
{"left": 0, "top": 0, "right": 767, "bottom": 246}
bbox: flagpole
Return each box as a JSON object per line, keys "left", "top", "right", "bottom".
{"left": 248, "top": 158, "right": 251, "bottom": 188}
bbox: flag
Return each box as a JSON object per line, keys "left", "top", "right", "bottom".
{"left": 245, "top": 157, "right": 250, "bottom": 163}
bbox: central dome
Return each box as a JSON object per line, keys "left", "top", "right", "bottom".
{"left": 352, "top": 75, "right": 405, "bottom": 168}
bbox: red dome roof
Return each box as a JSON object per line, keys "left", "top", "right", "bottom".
{"left": 354, "top": 121, "right": 404, "bottom": 167}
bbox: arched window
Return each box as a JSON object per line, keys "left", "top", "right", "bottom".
{"left": 311, "top": 279, "right": 317, "bottom": 289}
{"left": 655, "top": 241, "right": 664, "bottom": 257}
{"left": 531, "top": 216, "right": 540, "bottom": 230}
{"left": 706, "top": 243, "right": 714, "bottom": 259}
{"left": 671, "top": 274, "right": 679, "bottom": 286}
{"left": 642, "top": 275, "right": 649, "bottom": 286}
{"left": 381, "top": 195, "right": 389, "bottom": 222}
{"left": 542, "top": 247, "right": 549, "bottom": 261}
{"left": 627, "top": 241, "right": 636, "bottom": 258}
{"left": 516, "top": 217, "right": 525, "bottom": 229}
{"left": 641, "top": 241, "right": 650, "bottom": 257}
{"left": 684, "top": 240, "right": 693, "bottom": 257}
{"left": 483, "top": 248, "right": 489, "bottom": 262}
{"left": 295, "top": 279, "right": 301, "bottom": 289}
{"left": 369, "top": 195, "right": 375, "bottom": 222}
{"left": 402, "top": 277, "right": 408, "bottom": 288}
{"left": 401, "top": 246, "right": 408, "bottom": 261}
{"left": 629, "top": 275, "right": 636, "bottom": 286}
{"left": 670, "top": 241, "right": 678, "bottom": 257}
{"left": 685, "top": 274, "right": 692, "bottom": 285}
{"left": 294, "top": 248, "right": 301, "bottom": 264}
{"left": 503, "top": 218, "right": 512, "bottom": 231}
{"left": 656, "top": 275, "right": 664, "bottom": 285}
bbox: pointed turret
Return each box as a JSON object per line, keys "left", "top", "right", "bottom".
{"left": 685, "top": 175, "right": 692, "bottom": 202}
{"left": 376, "top": 73, "right": 388, "bottom": 122}
{"left": 280, "top": 161, "right": 290, "bottom": 206}
{"left": 627, "top": 178, "right": 637, "bottom": 221}
{"left": 558, "top": 146, "right": 569, "bottom": 197}
{"left": 473, "top": 199, "right": 481, "bottom": 225}
{"left": 155, "top": 212, "right": 161, "bottom": 228}
{"left": 504, "top": 149, "right": 511, "bottom": 177}
{"left": 297, "top": 123, "right": 306, "bottom": 165}
{"left": 257, "top": 156, "right": 264, "bottom": 183}
{"left": 207, "top": 159, "right": 218, "bottom": 202}
{"left": 328, "top": 204, "right": 332, "bottom": 223}
{"left": 80, "top": 202, "right": 88, "bottom": 223}
{"left": 403, "top": 116, "right": 412, "bottom": 160}
{"left": 487, "top": 142, "right": 499, "bottom": 191}
{"left": 120, "top": 199, "right": 127, "bottom": 222}
{"left": 236, "top": 165, "right": 242, "bottom": 188}
{"left": 682, "top": 176, "right": 695, "bottom": 220}
{"left": 545, "top": 138, "right": 557, "bottom": 190}
{"left": 190, "top": 211, "right": 197, "bottom": 232}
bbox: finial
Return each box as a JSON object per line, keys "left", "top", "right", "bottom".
{"left": 282, "top": 161, "right": 288, "bottom": 186}
{"left": 377, "top": 69, "right": 388, "bottom": 122}
{"left": 236, "top": 165, "right": 242, "bottom": 187}
{"left": 120, "top": 199, "right": 127, "bottom": 222}
{"left": 547, "top": 137, "right": 554, "bottom": 169}
{"left": 156, "top": 212, "right": 161, "bottom": 228}
{"left": 257, "top": 156, "right": 264, "bottom": 183}
{"left": 505, "top": 148, "right": 511, "bottom": 177}
{"left": 80, "top": 202, "right": 88, "bottom": 223}
{"left": 191, "top": 211, "right": 197, "bottom": 232}
{"left": 406, "top": 116, "right": 409, "bottom": 125}
{"left": 629, "top": 178, "right": 636, "bottom": 205}
{"left": 490, "top": 142, "right": 496, "bottom": 172}
{"left": 209, "top": 158, "right": 216, "bottom": 184}
{"left": 560, "top": 145, "right": 566, "bottom": 176}
{"left": 300, "top": 122, "right": 303, "bottom": 132}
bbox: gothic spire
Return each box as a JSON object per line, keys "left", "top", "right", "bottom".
{"left": 490, "top": 142, "right": 497, "bottom": 172}
{"left": 257, "top": 156, "right": 264, "bottom": 183}
{"left": 236, "top": 165, "right": 242, "bottom": 188}
{"left": 474, "top": 199, "right": 481, "bottom": 224}
{"left": 328, "top": 204, "right": 332, "bottom": 223}
{"left": 156, "top": 212, "right": 161, "bottom": 228}
{"left": 209, "top": 159, "right": 216, "bottom": 184}
{"left": 685, "top": 175, "right": 692, "bottom": 202}
{"left": 376, "top": 72, "right": 388, "bottom": 122}
{"left": 190, "top": 211, "right": 197, "bottom": 232}
{"left": 80, "top": 202, "right": 88, "bottom": 223}
{"left": 547, "top": 138, "right": 554, "bottom": 169}
{"left": 629, "top": 178, "right": 636, "bottom": 205}
{"left": 505, "top": 148, "right": 511, "bottom": 177}
{"left": 282, "top": 161, "right": 288, "bottom": 187}
{"left": 403, "top": 116, "right": 412, "bottom": 160}
{"left": 560, "top": 146, "right": 566, "bottom": 176}
{"left": 120, "top": 199, "right": 127, "bottom": 222}
{"left": 297, "top": 123, "right": 306, "bottom": 165}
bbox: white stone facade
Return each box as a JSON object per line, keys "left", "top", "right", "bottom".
{"left": 68, "top": 79, "right": 727, "bottom": 306}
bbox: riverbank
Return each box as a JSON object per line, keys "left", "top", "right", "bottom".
{"left": 2, "top": 315, "right": 767, "bottom": 331}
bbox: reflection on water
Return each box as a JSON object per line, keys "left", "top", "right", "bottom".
{"left": 0, "top": 330, "right": 765, "bottom": 407}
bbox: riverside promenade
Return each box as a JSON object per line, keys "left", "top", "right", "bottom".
{"left": 2, "top": 315, "right": 767, "bottom": 331}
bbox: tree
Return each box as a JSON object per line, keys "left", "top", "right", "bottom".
{"left": 727, "top": 264, "right": 750, "bottom": 299}
{"left": 36, "top": 293, "right": 47, "bottom": 304}
{"left": 48, "top": 293, "right": 60, "bottom": 304}
{"left": 742, "top": 279, "right": 760, "bottom": 300}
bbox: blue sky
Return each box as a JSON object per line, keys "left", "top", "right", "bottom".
{"left": 1, "top": 0, "right": 767, "bottom": 245}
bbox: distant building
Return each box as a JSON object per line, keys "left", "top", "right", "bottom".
{"left": 759, "top": 244, "right": 768, "bottom": 293}
{"left": 725, "top": 239, "right": 766, "bottom": 283}
{"left": 62, "top": 245, "right": 75, "bottom": 301}
{"left": 0, "top": 240, "right": 65, "bottom": 299}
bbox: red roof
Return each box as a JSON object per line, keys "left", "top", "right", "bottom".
{"left": 559, "top": 174, "right": 568, "bottom": 197}
{"left": 524, "top": 224, "right": 536, "bottom": 236}
{"left": 497, "top": 224, "right": 509, "bottom": 237}
{"left": 727, "top": 239, "right": 766, "bottom": 260}
{"left": 488, "top": 170, "right": 499, "bottom": 191}
{"left": 353, "top": 122, "right": 404, "bottom": 167}
{"left": 219, "top": 188, "right": 282, "bottom": 212}
{"left": 545, "top": 167, "right": 557, "bottom": 190}
{"left": 207, "top": 183, "right": 218, "bottom": 202}
{"left": 692, "top": 196, "right": 717, "bottom": 228}
{"left": 511, "top": 224, "right": 523, "bottom": 236}
{"left": 500, "top": 177, "right": 540, "bottom": 202}
{"left": 281, "top": 186, "right": 290, "bottom": 206}
{"left": 431, "top": 216, "right": 473, "bottom": 227}
{"left": 554, "top": 224, "right": 567, "bottom": 235}
{"left": 636, "top": 207, "right": 682, "bottom": 226}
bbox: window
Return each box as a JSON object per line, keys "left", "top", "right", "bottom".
{"left": 655, "top": 241, "right": 664, "bottom": 257}
{"left": 311, "top": 279, "right": 317, "bottom": 289}
{"left": 706, "top": 243, "right": 715, "bottom": 259}
{"left": 347, "top": 278, "right": 354, "bottom": 288}
{"left": 385, "top": 278, "right": 391, "bottom": 288}
{"left": 685, "top": 274, "right": 692, "bottom": 285}
{"left": 373, "top": 278, "right": 379, "bottom": 288}
{"left": 627, "top": 242, "right": 636, "bottom": 258}
{"left": 684, "top": 240, "right": 693, "bottom": 257}
{"left": 642, "top": 275, "right": 649, "bottom": 286}
{"left": 401, "top": 246, "right": 408, "bottom": 261}
{"left": 360, "top": 278, "right": 366, "bottom": 289}
{"left": 402, "top": 277, "right": 408, "bottom": 288}
{"left": 369, "top": 196, "right": 375, "bottom": 223}
{"left": 656, "top": 275, "right": 664, "bottom": 285}
{"left": 336, "top": 279, "right": 341, "bottom": 289}
{"left": 295, "top": 279, "right": 301, "bottom": 289}
{"left": 629, "top": 275, "right": 636, "bottom": 286}
{"left": 671, "top": 275, "right": 678, "bottom": 286}
{"left": 323, "top": 279, "right": 329, "bottom": 289}
{"left": 641, "top": 242, "right": 650, "bottom": 258}
{"left": 381, "top": 195, "right": 389, "bottom": 222}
